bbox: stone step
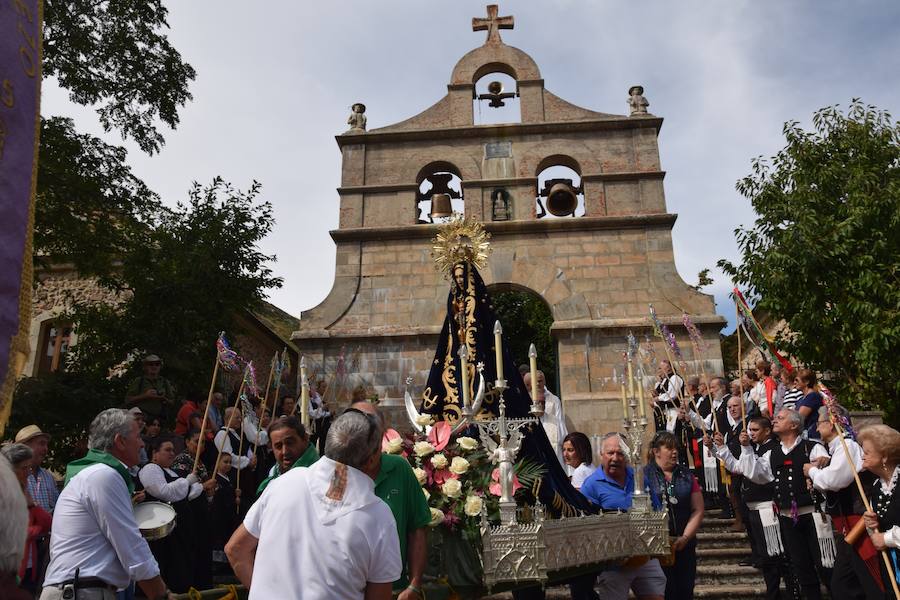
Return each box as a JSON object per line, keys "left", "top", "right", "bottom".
{"left": 697, "top": 546, "right": 753, "bottom": 560}
{"left": 695, "top": 564, "right": 765, "bottom": 586}
{"left": 694, "top": 584, "right": 767, "bottom": 599}
{"left": 696, "top": 531, "right": 749, "bottom": 547}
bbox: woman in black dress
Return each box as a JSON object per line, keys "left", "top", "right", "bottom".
{"left": 859, "top": 424, "right": 900, "bottom": 598}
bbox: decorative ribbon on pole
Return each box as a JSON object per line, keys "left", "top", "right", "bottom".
{"left": 648, "top": 305, "right": 705, "bottom": 428}
{"left": 212, "top": 362, "right": 256, "bottom": 481}
{"left": 193, "top": 333, "right": 241, "bottom": 473}
{"left": 734, "top": 297, "right": 746, "bottom": 431}
{"left": 733, "top": 288, "right": 794, "bottom": 375}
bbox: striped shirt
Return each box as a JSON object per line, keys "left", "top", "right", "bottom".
{"left": 782, "top": 387, "right": 804, "bottom": 410}
{"left": 27, "top": 467, "right": 60, "bottom": 513}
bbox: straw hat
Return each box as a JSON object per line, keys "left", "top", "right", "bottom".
{"left": 15, "top": 424, "right": 50, "bottom": 444}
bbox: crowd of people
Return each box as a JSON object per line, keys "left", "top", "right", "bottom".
{"left": 1, "top": 353, "right": 900, "bottom": 600}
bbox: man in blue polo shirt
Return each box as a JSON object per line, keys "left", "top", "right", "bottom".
{"left": 580, "top": 433, "right": 667, "bottom": 600}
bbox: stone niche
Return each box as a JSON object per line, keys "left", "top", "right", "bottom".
{"left": 293, "top": 10, "right": 725, "bottom": 438}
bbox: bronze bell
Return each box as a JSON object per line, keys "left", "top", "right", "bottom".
{"left": 430, "top": 193, "right": 453, "bottom": 219}
{"left": 546, "top": 181, "right": 579, "bottom": 217}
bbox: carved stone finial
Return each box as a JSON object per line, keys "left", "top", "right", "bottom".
{"left": 472, "top": 4, "right": 514, "bottom": 45}
{"left": 347, "top": 102, "right": 367, "bottom": 131}
{"left": 627, "top": 86, "right": 649, "bottom": 116}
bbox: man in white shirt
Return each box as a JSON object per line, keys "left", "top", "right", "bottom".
{"left": 226, "top": 409, "right": 401, "bottom": 600}
{"left": 41, "top": 408, "right": 173, "bottom": 600}
{"left": 524, "top": 370, "right": 568, "bottom": 467}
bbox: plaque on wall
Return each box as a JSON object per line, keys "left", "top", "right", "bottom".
{"left": 484, "top": 141, "right": 512, "bottom": 159}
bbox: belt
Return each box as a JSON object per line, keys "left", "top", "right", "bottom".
{"left": 54, "top": 577, "right": 116, "bottom": 591}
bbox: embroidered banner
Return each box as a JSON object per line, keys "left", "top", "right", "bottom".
{"left": 0, "top": 0, "right": 42, "bottom": 434}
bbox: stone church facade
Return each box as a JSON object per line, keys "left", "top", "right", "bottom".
{"left": 293, "top": 6, "right": 725, "bottom": 436}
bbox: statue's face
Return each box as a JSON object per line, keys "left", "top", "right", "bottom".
{"left": 454, "top": 267, "right": 465, "bottom": 290}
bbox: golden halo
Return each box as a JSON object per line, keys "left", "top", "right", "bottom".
{"left": 431, "top": 214, "right": 492, "bottom": 278}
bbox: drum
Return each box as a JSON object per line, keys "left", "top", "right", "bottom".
{"left": 134, "top": 501, "right": 177, "bottom": 540}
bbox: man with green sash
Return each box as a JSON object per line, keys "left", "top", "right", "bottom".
{"left": 351, "top": 402, "right": 431, "bottom": 600}
{"left": 41, "top": 408, "right": 174, "bottom": 600}
{"left": 256, "top": 416, "right": 318, "bottom": 497}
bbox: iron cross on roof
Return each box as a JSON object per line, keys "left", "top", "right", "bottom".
{"left": 472, "top": 4, "right": 514, "bottom": 45}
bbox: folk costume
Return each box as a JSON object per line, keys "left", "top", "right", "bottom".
{"left": 137, "top": 464, "right": 203, "bottom": 593}
{"left": 717, "top": 438, "right": 801, "bottom": 600}
{"left": 742, "top": 436, "right": 830, "bottom": 600}
{"left": 809, "top": 435, "right": 882, "bottom": 600}
{"left": 868, "top": 466, "right": 900, "bottom": 599}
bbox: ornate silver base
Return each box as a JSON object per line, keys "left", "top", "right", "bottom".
{"left": 481, "top": 504, "right": 668, "bottom": 590}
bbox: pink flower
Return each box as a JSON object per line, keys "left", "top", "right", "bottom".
{"left": 432, "top": 468, "right": 455, "bottom": 485}
{"left": 382, "top": 429, "right": 405, "bottom": 455}
{"left": 489, "top": 468, "right": 522, "bottom": 497}
{"left": 427, "top": 421, "right": 451, "bottom": 451}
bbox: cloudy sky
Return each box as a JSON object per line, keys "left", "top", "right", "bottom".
{"left": 41, "top": 1, "right": 900, "bottom": 332}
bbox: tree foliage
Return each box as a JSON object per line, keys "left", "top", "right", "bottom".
{"left": 718, "top": 101, "right": 900, "bottom": 416}
{"left": 35, "top": 117, "right": 161, "bottom": 275}
{"left": 491, "top": 290, "right": 557, "bottom": 393}
{"left": 43, "top": 0, "right": 196, "bottom": 154}
{"left": 66, "top": 178, "right": 283, "bottom": 390}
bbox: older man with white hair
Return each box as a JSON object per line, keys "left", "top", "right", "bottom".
{"left": 40, "top": 408, "right": 173, "bottom": 600}
{"left": 740, "top": 408, "right": 830, "bottom": 600}
{"left": 579, "top": 432, "right": 667, "bottom": 600}
{"left": 0, "top": 455, "right": 29, "bottom": 600}
{"left": 226, "top": 409, "right": 401, "bottom": 600}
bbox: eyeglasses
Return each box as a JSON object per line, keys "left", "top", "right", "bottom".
{"left": 342, "top": 407, "right": 380, "bottom": 447}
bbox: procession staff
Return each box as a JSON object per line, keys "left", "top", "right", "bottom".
{"left": 195, "top": 333, "right": 239, "bottom": 473}
{"left": 41, "top": 409, "right": 173, "bottom": 600}
{"left": 859, "top": 425, "right": 900, "bottom": 599}
{"left": 211, "top": 365, "right": 253, "bottom": 478}
{"left": 253, "top": 352, "right": 279, "bottom": 461}
{"left": 735, "top": 298, "right": 746, "bottom": 430}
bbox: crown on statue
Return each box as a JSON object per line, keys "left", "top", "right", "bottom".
{"left": 431, "top": 214, "right": 492, "bottom": 278}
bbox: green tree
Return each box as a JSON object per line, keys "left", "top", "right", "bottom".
{"left": 67, "top": 178, "right": 283, "bottom": 389}
{"left": 491, "top": 290, "right": 557, "bottom": 393}
{"left": 44, "top": 0, "right": 195, "bottom": 154}
{"left": 718, "top": 100, "right": 900, "bottom": 417}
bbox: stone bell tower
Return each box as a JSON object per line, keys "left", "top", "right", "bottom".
{"left": 292, "top": 5, "right": 725, "bottom": 436}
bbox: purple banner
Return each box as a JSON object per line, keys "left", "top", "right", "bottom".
{"left": 0, "top": 0, "right": 42, "bottom": 433}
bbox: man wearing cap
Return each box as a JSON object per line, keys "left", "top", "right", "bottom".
{"left": 17, "top": 425, "right": 59, "bottom": 514}
{"left": 125, "top": 355, "right": 176, "bottom": 422}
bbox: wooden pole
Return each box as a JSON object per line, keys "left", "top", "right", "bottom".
{"left": 253, "top": 353, "right": 278, "bottom": 460}
{"left": 736, "top": 299, "right": 746, "bottom": 431}
{"left": 832, "top": 420, "right": 900, "bottom": 599}
{"left": 193, "top": 359, "right": 220, "bottom": 473}
{"left": 235, "top": 405, "right": 246, "bottom": 515}
{"left": 212, "top": 378, "right": 247, "bottom": 481}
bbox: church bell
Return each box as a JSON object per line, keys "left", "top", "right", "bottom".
{"left": 430, "top": 193, "right": 453, "bottom": 219}
{"left": 543, "top": 179, "right": 579, "bottom": 217}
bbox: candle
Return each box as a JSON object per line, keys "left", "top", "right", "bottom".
{"left": 528, "top": 344, "right": 538, "bottom": 401}
{"left": 300, "top": 356, "right": 309, "bottom": 427}
{"left": 458, "top": 345, "right": 470, "bottom": 407}
{"left": 621, "top": 383, "right": 628, "bottom": 419}
{"left": 638, "top": 379, "right": 646, "bottom": 418}
{"left": 494, "top": 321, "right": 504, "bottom": 382}
{"left": 627, "top": 361, "right": 635, "bottom": 399}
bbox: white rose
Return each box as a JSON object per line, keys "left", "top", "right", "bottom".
{"left": 429, "top": 507, "right": 444, "bottom": 526}
{"left": 449, "top": 456, "right": 470, "bottom": 475}
{"left": 415, "top": 414, "right": 433, "bottom": 427}
{"left": 457, "top": 436, "right": 478, "bottom": 451}
{"left": 413, "top": 441, "right": 435, "bottom": 458}
{"left": 384, "top": 437, "right": 403, "bottom": 454}
{"left": 413, "top": 467, "right": 427, "bottom": 485}
{"left": 431, "top": 453, "right": 448, "bottom": 470}
{"left": 422, "top": 487, "right": 430, "bottom": 501}
{"left": 442, "top": 478, "right": 462, "bottom": 499}
{"left": 464, "top": 494, "right": 484, "bottom": 517}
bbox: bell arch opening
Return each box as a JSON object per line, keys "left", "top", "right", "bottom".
{"left": 536, "top": 162, "right": 584, "bottom": 219}
{"left": 416, "top": 162, "right": 464, "bottom": 223}
{"left": 487, "top": 283, "right": 558, "bottom": 395}
{"left": 473, "top": 72, "right": 521, "bottom": 125}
